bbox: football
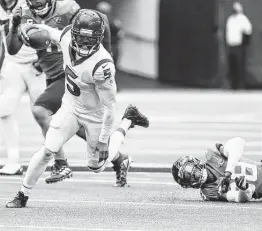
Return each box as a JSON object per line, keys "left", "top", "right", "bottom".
{"left": 27, "top": 27, "right": 51, "bottom": 51}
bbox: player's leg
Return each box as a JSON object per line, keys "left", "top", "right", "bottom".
{"left": 85, "top": 105, "right": 149, "bottom": 187}
{"left": 6, "top": 104, "right": 80, "bottom": 208}
{"left": 0, "top": 61, "right": 26, "bottom": 175}
{"left": 32, "top": 75, "right": 72, "bottom": 183}
{"left": 110, "top": 105, "right": 149, "bottom": 187}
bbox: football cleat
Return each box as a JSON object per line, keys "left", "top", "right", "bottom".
{"left": 122, "top": 105, "right": 149, "bottom": 129}
{"left": 0, "top": 164, "right": 23, "bottom": 175}
{"left": 112, "top": 153, "right": 132, "bottom": 187}
{"left": 6, "top": 191, "right": 28, "bottom": 208}
{"left": 45, "top": 159, "right": 72, "bottom": 184}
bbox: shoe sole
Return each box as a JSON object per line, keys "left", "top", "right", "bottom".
{"left": 45, "top": 172, "right": 73, "bottom": 184}
{"left": 0, "top": 169, "right": 24, "bottom": 176}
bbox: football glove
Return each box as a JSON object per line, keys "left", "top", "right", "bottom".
{"left": 217, "top": 171, "right": 232, "bottom": 194}
{"left": 235, "top": 176, "right": 249, "bottom": 191}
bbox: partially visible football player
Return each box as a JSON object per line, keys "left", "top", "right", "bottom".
{"left": 6, "top": 9, "right": 149, "bottom": 208}
{"left": 6, "top": 0, "right": 112, "bottom": 183}
{"left": 0, "top": 0, "right": 45, "bottom": 175}
{"left": 172, "top": 137, "right": 262, "bottom": 203}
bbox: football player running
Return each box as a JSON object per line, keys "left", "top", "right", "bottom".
{"left": 0, "top": 0, "right": 45, "bottom": 175}
{"left": 6, "top": 0, "right": 112, "bottom": 183}
{"left": 6, "top": 9, "right": 149, "bottom": 208}
{"left": 172, "top": 137, "right": 262, "bottom": 203}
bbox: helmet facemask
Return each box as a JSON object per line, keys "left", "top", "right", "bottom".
{"left": 26, "top": 0, "right": 52, "bottom": 16}
{"left": 71, "top": 29, "right": 104, "bottom": 57}
{"left": 172, "top": 156, "right": 207, "bottom": 189}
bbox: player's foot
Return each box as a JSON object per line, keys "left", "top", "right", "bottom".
{"left": 122, "top": 105, "right": 149, "bottom": 128}
{"left": 45, "top": 159, "right": 73, "bottom": 184}
{"left": 0, "top": 164, "right": 23, "bottom": 175}
{"left": 112, "top": 153, "right": 132, "bottom": 187}
{"left": 6, "top": 191, "right": 28, "bottom": 208}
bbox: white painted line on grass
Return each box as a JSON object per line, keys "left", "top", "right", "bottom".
{"left": 0, "top": 197, "right": 261, "bottom": 210}
{"left": 0, "top": 225, "right": 140, "bottom": 231}
{"left": 0, "top": 176, "right": 175, "bottom": 186}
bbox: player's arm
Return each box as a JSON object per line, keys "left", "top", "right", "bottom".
{"left": 31, "top": 24, "right": 62, "bottom": 44}
{"left": 93, "top": 61, "right": 117, "bottom": 143}
{"left": 221, "top": 184, "right": 255, "bottom": 203}
{"left": 222, "top": 137, "right": 246, "bottom": 173}
{"left": 216, "top": 137, "right": 245, "bottom": 193}
{"left": 6, "top": 7, "right": 23, "bottom": 55}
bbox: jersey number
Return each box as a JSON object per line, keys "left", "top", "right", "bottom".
{"left": 232, "top": 162, "right": 258, "bottom": 182}
{"left": 65, "top": 66, "right": 80, "bottom": 96}
{"left": 103, "top": 68, "right": 111, "bottom": 79}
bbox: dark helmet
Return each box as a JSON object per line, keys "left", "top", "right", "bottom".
{"left": 26, "top": 0, "right": 53, "bottom": 16}
{"left": 71, "top": 9, "right": 105, "bottom": 57}
{"left": 172, "top": 156, "right": 207, "bottom": 189}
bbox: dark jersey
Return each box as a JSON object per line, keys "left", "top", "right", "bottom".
{"left": 21, "top": 0, "right": 80, "bottom": 79}
{"left": 200, "top": 144, "right": 262, "bottom": 201}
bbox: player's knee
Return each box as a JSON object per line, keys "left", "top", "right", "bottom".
{"left": 43, "top": 147, "right": 55, "bottom": 160}
{"left": 32, "top": 105, "right": 50, "bottom": 127}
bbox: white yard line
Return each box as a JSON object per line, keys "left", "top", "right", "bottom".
{"left": 0, "top": 225, "right": 140, "bottom": 231}
{"left": 0, "top": 197, "right": 260, "bottom": 210}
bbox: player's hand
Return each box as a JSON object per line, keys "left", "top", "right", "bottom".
{"left": 12, "top": 7, "right": 22, "bottom": 27}
{"left": 19, "top": 24, "right": 37, "bottom": 46}
{"left": 217, "top": 171, "right": 232, "bottom": 194}
{"left": 95, "top": 141, "right": 109, "bottom": 163}
{"left": 32, "top": 60, "right": 43, "bottom": 76}
{"left": 235, "top": 176, "right": 249, "bottom": 191}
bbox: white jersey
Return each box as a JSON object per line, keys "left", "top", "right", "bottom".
{"left": 0, "top": 0, "right": 37, "bottom": 64}
{"left": 60, "top": 29, "right": 116, "bottom": 121}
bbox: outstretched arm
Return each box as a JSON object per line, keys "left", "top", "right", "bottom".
{"left": 223, "top": 137, "right": 245, "bottom": 173}
{"left": 6, "top": 7, "right": 23, "bottom": 55}
{"left": 33, "top": 24, "right": 62, "bottom": 44}
{"left": 221, "top": 184, "right": 255, "bottom": 203}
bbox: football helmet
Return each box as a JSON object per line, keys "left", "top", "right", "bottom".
{"left": 172, "top": 156, "right": 207, "bottom": 189}
{"left": 26, "top": 0, "right": 53, "bottom": 16}
{"left": 71, "top": 9, "right": 105, "bottom": 57}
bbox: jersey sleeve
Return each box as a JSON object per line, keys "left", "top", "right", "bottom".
{"left": 92, "top": 59, "right": 115, "bottom": 85}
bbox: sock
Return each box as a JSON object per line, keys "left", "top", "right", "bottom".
{"left": 108, "top": 125, "right": 127, "bottom": 163}
{"left": 120, "top": 118, "right": 132, "bottom": 133}
{"left": 21, "top": 146, "right": 54, "bottom": 196}
{"left": 54, "top": 148, "right": 65, "bottom": 160}
{"left": 0, "top": 116, "right": 19, "bottom": 164}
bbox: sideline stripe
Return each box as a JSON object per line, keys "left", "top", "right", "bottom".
{"left": 0, "top": 197, "right": 261, "bottom": 210}
{"left": 0, "top": 225, "right": 140, "bottom": 231}
{"left": 0, "top": 176, "right": 175, "bottom": 186}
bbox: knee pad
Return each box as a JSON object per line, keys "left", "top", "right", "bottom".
{"left": 87, "top": 160, "right": 108, "bottom": 173}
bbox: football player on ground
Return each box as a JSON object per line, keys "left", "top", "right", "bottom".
{"left": 6, "top": 9, "right": 149, "bottom": 208}
{"left": 0, "top": 0, "right": 45, "bottom": 175}
{"left": 6, "top": 0, "right": 112, "bottom": 183}
{"left": 172, "top": 137, "right": 262, "bottom": 202}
